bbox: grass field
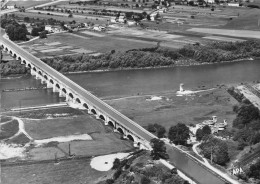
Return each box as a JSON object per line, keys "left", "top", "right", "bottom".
{"left": 0, "top": 116, "right": 12, "bottom": 123}
{"left": 22, "top": 32, "right": 156, "bottom": 57}
{"left": 1, "top": 158, "right": 109, "bottom": 184}
{"left": 24, "top": 115, "right": 104, "bottom": 139}
{"left": 6, "top": 133, "right": 30, "bottom": 145}
{"left": 13, "top": 12, "right": 86, "bottom": 24}
{"left": 106, "top": 88, "right": 237, "bottom": 131}
{"left": 15, "top": 106, "right": 84, "bottom": 119}
{"left": 0, "top": 119, "right": 19, "bottom": 140}
{"left": 223, "top": 9, "right": 260, "bottom": 30}
{"left": 6, "top": 0, "right": 51, "bottom": 9}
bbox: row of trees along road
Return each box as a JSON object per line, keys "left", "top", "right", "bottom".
{"left": 148, "top": 123, "right": 191, "bottom": 160}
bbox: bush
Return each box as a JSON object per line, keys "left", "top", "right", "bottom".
{"left": 237, "top": 141, "right": 248, "bottom": 150}
{"left": 113, "top": 170, "right": 121, "bottom": 180}
{"left": 141, "top": 176, "right": 151, "bottom": 184}
{"left": 112, "top": 158, "right": 121, "bottom": 170}
{"left": 39, "top": 31, "right": 47, "bottom": 39}
{"left": 106, "top": 179, "right": 114, "bottom": 184}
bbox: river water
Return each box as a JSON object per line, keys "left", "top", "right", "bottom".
{"left": 1, "top": 60, "right": 260, "bottom": 110}
{"left": 67, "top": 60, "right": 260, "bottom": 98}
{"left": 0, "top": 76, "right": 63, "bottom": 110}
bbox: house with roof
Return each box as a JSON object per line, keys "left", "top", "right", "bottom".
{"left": 45, "top": 25, "right": 62, "bottom": 33}
{"left": 118, "top": 15, "right": 126, "bottom": 23}
{"left": 93, "top": 24, "right": 106, "bottom": 31}
{"left": 6, "top": 3, "right": 16, "bottom": 9}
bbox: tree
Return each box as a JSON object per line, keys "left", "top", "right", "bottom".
{"left": 200, "top": 137, "right": 230, "bottom": 165}
{"left": 202, "top": 125, "right": 211, "bottom": 136}
{"left": 147, "top": 14, "right": 151, "bottom": 20}
{"left": 247, "top": 159, "right": 260, "bottom": 179}
{"left": 5, "top": 23, "right": 28, "bottom": 41}
{"left": 112, "top": 158, "right": 121, "bottom": 170}
{"left": 147, "top": 124, "right": 156, "bottom": 133}
{"left": 168, "top": 123, "right": 190, "bottom": 145}
{"left": 141, "top": 176, "right": 151, "bottom": 184}
{"left": 150, "top": 138, "right": 168, "bottom": 160}
{"left": 31, "top": 27, "right": 40, "bottom": 36}
{"left": 233, "top": 102, "right": 260, "bottom": 129}
{"left": 39, "top": 31, "right": 47, "bottom": 39}
{"left": 157, "top": 126, "right": 166, "bottom": 138}
{"left": 24, "top": 17, "right": 30, "bottom": 22}
{"left": 196, "top": 128, "right": 204, "bottom": 141}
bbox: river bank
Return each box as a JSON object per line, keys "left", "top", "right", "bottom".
{"left": 63, "top": 57, "right": 256, "bottom": 75}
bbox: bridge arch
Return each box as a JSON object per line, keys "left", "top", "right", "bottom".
{"left": 83, "top": 103, "right": 89, "bottom": 109}
{"left": 33, "top": 67, "right": 37, "bottom": 71}
{"left": 108, "top": 121, "right": 115, "bottom": 128}
{"left": 62, "top": 88, "right": 67, "bottom": 94}
{"left": 28, "top": 63, "right": 32, "bottom": 68}
{"left": 10, "top": 50, "right": 12, "bottom": 54}
{"left": 18, "top": 56, "right": 21, "bottom": 60}
{"left": 50, "top": 79, "right": 54, "bottom": 84}
{"left": 56, "top": 83, "right": 61, "bottom": 89}
{"left": 23, "top": 60, "right": 26, "bottom": 64}
{"left": 69, "top": 93, "right": 74, "bottom": 99}
{"left": 38, "top": 71, "right": 42, "bottom": 76}
{"left": 117, "top": 127, "right": 124, "bottom": 134}
{"left": 13, "top": 53, "right": 17, "bottom": 58}
{"left": 127, "top": 134, "right": 135, "bottom": 142}
{"left": 75, "top": 98, "right": 81, "bottom": 103}
{"left": 44, "top": 75, "right": 48, "bottom": 80}
{"left": 99, "top": 114, "right": 105, "bottom": 121}
{"left": 91, "top": 109, "right": 97, "bottom": 115}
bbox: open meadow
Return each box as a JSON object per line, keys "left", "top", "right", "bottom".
{"left": 106, "top": 87, "right": 237, "bottom": 131}
{"left": 21, "top": 31, "right": 157, "bottom": 58}
{"left": 6, "top": 0, "right": 51, "bottom": 8}
{"left": 1, "top": 158, "right": 109, "bottom": 184}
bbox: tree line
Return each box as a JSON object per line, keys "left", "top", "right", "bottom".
{"left": 42, "top": 40, "right": 260, "bottom": 73}
{"left": 1, "top": 18, "right": 29, "bottom": 41}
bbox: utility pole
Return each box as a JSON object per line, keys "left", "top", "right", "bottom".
{"left": 68, "top": 143, "right": 71, "bottom": 157}
{"left": 19, "top": 100, "right": 21, "bottom": 116}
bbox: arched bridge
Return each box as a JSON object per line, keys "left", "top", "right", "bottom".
{"left": 0, "top": 30, "right": 156, "bottom": 149}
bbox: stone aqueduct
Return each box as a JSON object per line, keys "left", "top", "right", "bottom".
{"left": 1, "top": 43, "right": 152, "bottom": 150}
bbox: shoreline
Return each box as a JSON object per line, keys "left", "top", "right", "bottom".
{"left": 1, "top": 56, "right": 257, "bottom": 78}
{"left": 64, "top": 57, "right": 255, "bottom": 75}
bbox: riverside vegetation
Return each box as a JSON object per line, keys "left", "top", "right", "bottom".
{"left": 41, "top": 40, "right": 260, "bottom": 73}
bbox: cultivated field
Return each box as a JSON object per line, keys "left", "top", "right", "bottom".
{"left": 1, "top": 106, "right": 134, "bottom": 161}
{"left": 1, "top": 158, "right": 109, "bottom": 184}
{"left": 21, "top": 32, "right": 157, "bottom": 57}
{"left": 23, "top": 115, "right": 104, "bottom": 139}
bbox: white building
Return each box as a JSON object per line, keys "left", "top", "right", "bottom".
{"left": 45, "top": 25, "right": 62, "bottom": 33}
{"left": 6, "top": 4, "right": 16, "bottom": 9}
